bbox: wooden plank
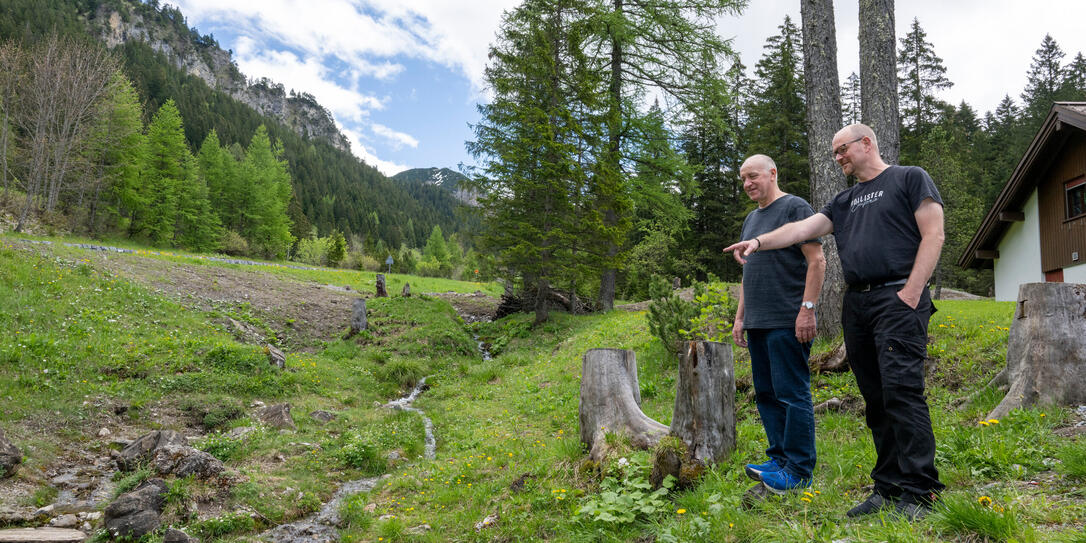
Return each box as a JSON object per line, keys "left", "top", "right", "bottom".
{"left": 998, "top": 211, "right": 1025, "bottom": 222}
{"left": 975, "top": 249, "right": 999, "bottom": 260}
{"left": 0, "top": 528, "right": 86, "bottom": 543}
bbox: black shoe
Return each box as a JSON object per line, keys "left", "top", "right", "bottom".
{"left": 846, "top": 492, "right": 896, "bottom": 518}
{"left": 893, "top": 499, "right": 932, "bottom": 521}
{"left": 893, "top": 492, "right": 936, "bottom": 521}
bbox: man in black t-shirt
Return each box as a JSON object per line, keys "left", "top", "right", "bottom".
{"left": 724, "top": 124, "right": 946, "bottom": 521}
{"left": 732, "top": 154, "right": 825, "bottom": 498}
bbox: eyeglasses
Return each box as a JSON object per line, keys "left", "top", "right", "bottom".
{"left": 832, "top": 137, "right": 864, "bottom": 158}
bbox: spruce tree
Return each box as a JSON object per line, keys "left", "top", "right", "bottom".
{"left": 897, "top": 18, "right": 952, "bottom": 134}
{"left": 87, "top": 71, "right": 144, "bottom": 236}
{"left": 1021, "top": 34, "right": 1065, "bottom": 127}
{"left": 747, "top": 15, "right": 809, "bottom": 200}
{"left": 197, "top": 129, "right": 241, "bottom": 232}
{"left": 138, "top": 99, "right": 188, "bottom": 246}
{"left": 841, "top": 71, "right": 861, "bottom": 125}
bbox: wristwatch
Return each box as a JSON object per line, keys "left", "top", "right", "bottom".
{"left": 800, "top": 301, "right": 815, "bottom": 310}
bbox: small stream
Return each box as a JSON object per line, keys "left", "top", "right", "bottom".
{"left": 262, "top": 476, "right": 384, "bottom": 543}
{"left": 383, "top": 376, "right": 436, "bottom": 460}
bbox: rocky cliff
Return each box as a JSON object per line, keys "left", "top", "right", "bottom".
{"left": 93, "top": 3, "right": 351, "bottom": 153}
{"left": 392, "top": 168, "right": 478, "bottom": 206}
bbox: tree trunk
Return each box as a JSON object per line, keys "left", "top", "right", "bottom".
{"left": 343, "top": 298, "right": 367, "bottom": 339}
{"left": 985, "top": 282, "right": 1086, "bottom": 420}
{"left": 375, "top": 274, "right": 388, "bottom": 297}
{"left": 801, "top": 0, "right": 848, "bottom": 338}
{"left": 670, "top": 341, "right": 736, "bottom": 464}
{"left": 579, "top": 348, "right": 668, "bottom": 462}
{"left": 858, "top": 0, "right": 899, "bottom": 164}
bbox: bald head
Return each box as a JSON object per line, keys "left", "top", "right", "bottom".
{"left": 742, "top": 154, "right": 777, "bottom": 174}
{"left": 835, "top": 123, "right": 878, "bottom": 150}
{"left": 740, "top": 154, "right": 782, "bottom": 207}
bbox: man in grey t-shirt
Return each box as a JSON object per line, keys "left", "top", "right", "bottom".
{"left": 731, "top": 155, "right": 825, "bottom": 497}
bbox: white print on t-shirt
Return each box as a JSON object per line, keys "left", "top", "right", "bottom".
{"left": 850, "top": 190, "right": 884, "bottom": 211}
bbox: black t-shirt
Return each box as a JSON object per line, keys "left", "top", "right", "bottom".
{"left": 819, "top": 165, "right": 943, "bottom": 285}
{"left": 741, "top": 194, "right": 819, "bottom": 329}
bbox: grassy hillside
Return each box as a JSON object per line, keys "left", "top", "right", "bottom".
{"left": 0, "top": 234, "right": 1083, "bottom": 542}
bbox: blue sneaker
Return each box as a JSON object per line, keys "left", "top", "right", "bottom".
{"left": 744, "top": 458, "right": 783, "bottom": 481}
{"left": 760, "top": 469, "right": 812, "bottom": 494}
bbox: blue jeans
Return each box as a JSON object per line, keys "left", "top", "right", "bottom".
{"left": 747, "top": 328, "right": 816, "bottom": 480}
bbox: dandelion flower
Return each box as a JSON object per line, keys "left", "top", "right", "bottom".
{"left": 978, "top": 496, "right": 992, "bottom": 507}
{"left": 676, "top": 509, "right": 686, "bottom": 514}
{"left": 988, "top": 418, "right": 999, "bottom": 424}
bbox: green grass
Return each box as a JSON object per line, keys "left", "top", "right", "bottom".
{"left": 0, "top": 236, "right": 1083, "bottom": 542}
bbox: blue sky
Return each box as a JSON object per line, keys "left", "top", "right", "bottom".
{"left": 170, "top": 0, "right": 1086, "bottom": 176}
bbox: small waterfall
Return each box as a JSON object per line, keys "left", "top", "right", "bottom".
{"left": 383, "top": 377, "right": 436, "bottom": 460}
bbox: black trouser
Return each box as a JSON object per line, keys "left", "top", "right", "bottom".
{"left": 842, "top": 285, "right": 945, "bottom": 500}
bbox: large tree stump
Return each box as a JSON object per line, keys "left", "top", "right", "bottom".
{"left": 670, "top": 341, "right": 736, "bottom": 464}
{"left": 579, "top": 349, "right": 667, "bottom": 462}
{"left": 375, "top": 274, "right": 388, "bottom": 297}
{"left": 344, "top": 298, "right": 367, "bottom": 339}
{"left": 401, "top": 282, "right": 411, "bottom": 297}
{"left": 984, "top": 282, "right": 1086, "bottom": 419}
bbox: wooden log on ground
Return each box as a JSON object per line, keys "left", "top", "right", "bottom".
{"left": 579, "top": 349, "right": 667, "bottom": 462}
{"left": 670, "top": 341, "right": 736, "bottom": 465}
{"left": 810, "top": 343, "right": 848, "bottom": 373}
{"left": 985, "top": 282, "right": 1086, "bottom": 420}
{"left": 0, "top": 529, "right": 86, "bottom": 543}
{"left": 375, "top": 274, "right": 388, "bottom": 297}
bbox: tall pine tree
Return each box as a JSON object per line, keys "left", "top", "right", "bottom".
{"left": 241, "top": 125, "right": 294, "bottom": 258}
{"left": 897, "top": 18, "right": 952, "bottom": 136}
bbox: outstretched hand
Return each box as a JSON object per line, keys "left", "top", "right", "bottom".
{"left": 723, "top": 239, "right": 758, "bottom": 265}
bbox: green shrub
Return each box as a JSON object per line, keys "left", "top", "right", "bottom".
{"left": 340, "top": 492, "right": 374, "bottom": 530}
{"left": 647, "top": 278, "right": 735, "bottom": 357}
{"left": 220, "top": 230, "right": 250, "bottom": 256}
{"left": 376, "top": 358, "right": 426, "bottom": 389}
{"left": 576, "top": 452, "right": 675, "bottom": 525}
{"left": 339, "top": 433, "right": 385, "bottom": 475}
{"left": 196, "top": 432, "right": 249, "bottom": 462}
{"left": 190, "top": 512, "right": 256, "bottom": 539}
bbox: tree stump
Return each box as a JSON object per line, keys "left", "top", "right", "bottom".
{"left": 375, "top": 274, "right": 388, "bottom": 297}
{"left": 982, "top": 282, "right": 1086, "bottom": 419}
{"left": 670, "top": 341, "right": 736, "bottom": 465}
{"left": 810, "top": 343, "right": 848, "bottom": 373}
{"left": 579, "top": 349, "right": 667, "bottom": 462}
{"left": 344, "top": 299, "right": 367, "bottom": 339}
{"left": 401, "top": 282, "right": 411, "bottom": 297}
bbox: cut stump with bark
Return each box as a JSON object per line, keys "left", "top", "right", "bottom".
{"left": 401, "top": 282, "right": 411, "bottom": 297}
{"left": 579, "top": 349, "right": 667, "bottom": 462}
{"left": 344, "top": 298, "right": 367, "bottom": 339}
{"left": 670, "top": 341, "right": 736, "bottom": 465}
{"left": 985, "top": 282, "right": 1086, "bottom": 419}
{"left": 375, "top": 274, "right": 388, "bottom": 297}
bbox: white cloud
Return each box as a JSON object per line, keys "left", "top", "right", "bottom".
{"left": 371, "top": 123, "right": 419, "bottom": 150}
{"left": 232, "top": 36, "right": 384, "bottom": 124}
{"left": 339, "top": 125, "right": 410, "bottom": 176}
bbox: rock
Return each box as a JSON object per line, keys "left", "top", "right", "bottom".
{"left": 96, "top": 428, "right": 110, "bottom": 438}
{"left": 406, "top": 524, "right": 431, "bottom": 535}
{"left": 386, "top": 451, "right": 401, "bottom": 462}
{"left": 308, "top": 410, "right": 335, "bottom": 424}
{"left": 0, "top": 528, "right": 86, "bottom": 543}
{"left": 116, "top": 430, "right": 187, "bottom": 471}
{"left": 251, "top": 400, "right": 266, "bottom": 408}
{"left": 362, "top": 503, "right": 376, "bottom": 513}
{"left": 150, "top": 445, "right": 224, "bottom": 479}
{"left": 49, "top": 516, "right": 78, "bottom": 529}
{"left": 0, "top": 429, "right": 22, "bottom": 478}
{"left": 474, "top": 512, "right": 499, "bottom": 532}
{"left": 104, "top": 478, "right": 167, "bottom": 539}
{"left": 226, "top": 426, "right": 257, "bottom": 440}
{"left": 378, "top": 514, "right": 395, "bottom": 521}
{"left": 162, "top": 528, "right": 197, "bottom": 543}
{"left": 266, "top": 344, "right": 286, "bottom": 370}
{"left": 258, "top": 404, "right": 296, "bottom": 430}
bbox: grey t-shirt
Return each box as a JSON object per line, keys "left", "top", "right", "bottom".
{"left": 740, "top": 194, "right": 819, "bottom": 329}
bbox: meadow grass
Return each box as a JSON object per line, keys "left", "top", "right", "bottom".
{"left": 0, "top": 236, "right": 1083, "bottom": 542}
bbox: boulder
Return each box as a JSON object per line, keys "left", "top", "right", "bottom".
{"left": 162, "top": 528, "right": 197, "bottom": 543}
{"left": 308, "top": 411, "right": 335, "bottom": 424}
{"left": 116, "top": 431, "right": 186, "bottom": 471}
{"left": 0, "top": 429, "right": 21, "bottom": 478}
{"left": 266, "top": 345, "right": 286, "bottom": 370}
{"left": 104, "top": 478, "right": 167, "bottom": 539}
{"left": 258, "top": 403, "right": 296, "bottom": 430}
{"left": 150, "top": 445, "right": 224, "bottom": 479}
